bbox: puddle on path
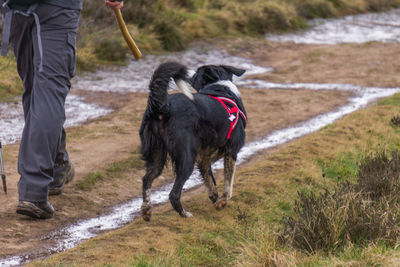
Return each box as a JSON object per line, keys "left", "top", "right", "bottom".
{"left": 267, "top": 9, "right": 400, "bottom": 44}
{"left": 0, "top": 95, "right": 112, "bottom": 145}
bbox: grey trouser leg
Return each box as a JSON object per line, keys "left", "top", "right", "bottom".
{"left": 9, "top": 4, "right": 79, "bottom": 202}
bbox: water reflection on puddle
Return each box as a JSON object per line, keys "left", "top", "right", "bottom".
{"left": 267, "top": 9, "right": 400, "bottom": 44}
{"left": 0, "top": 95, "right": 112, "bottom": 145}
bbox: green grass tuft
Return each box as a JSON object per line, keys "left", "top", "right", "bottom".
{"left": 315, "top": 152, "right": 360, "bottom": 182}
{"left": 75, "top": 150, "right": 144, "bottom": 191}
{"left": 76, "top": 172, "right": 105, "bottom": 191}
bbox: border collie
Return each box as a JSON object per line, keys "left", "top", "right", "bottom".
{"left": 140, "top": 61, "right": 246, "bottom": 220}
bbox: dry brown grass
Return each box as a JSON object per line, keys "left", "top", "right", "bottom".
{"left": 0, "top": 54, "right": 22, "bottom": 102}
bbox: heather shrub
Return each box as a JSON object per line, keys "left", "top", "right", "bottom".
{"left": 94, "top": 39, "right": 127, "bottom": 62}
{"left": 366, "top": 0, "right": 400, "bottom": 11}
{"left": 280, "top": 186, "right": 357, "bottom": 252}
{"left": 171, "top": 0, "right": 197, "bottom": 9}
{"left": 244, "top": 2, "right": 303, "bottom": 34}
{"left": 296, "top": 0, "right": 337, "bottom": 19}
{"left": 153, "top": 20, "right": 187, "bottom": 51}
{"left": 391, "top": 115, "right": 400, "bottom": 127}
{"left": 122, "top": 0, "right": 158, "bottom": 28}
{"left": 356, "top": 150, "right": 400, "bottom": 200}
{"left": 281, "top": 150, "right": 400, "bottom": 253}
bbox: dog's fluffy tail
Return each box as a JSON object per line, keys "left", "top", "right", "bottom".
{"left": 148, "top": 61, "right": 193, "bottom": 115}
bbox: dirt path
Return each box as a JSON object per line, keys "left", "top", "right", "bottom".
{"left": 229, "top": 40, "right": 400, "bottom": 88}
{"left": 2, "top": 39, "right": 399, "bottom": 260}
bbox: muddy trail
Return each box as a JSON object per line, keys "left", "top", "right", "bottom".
{"left": 2, "top": 9, "right": 400, "bottom": 266}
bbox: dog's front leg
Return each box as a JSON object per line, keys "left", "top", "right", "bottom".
{"left": 141, "top": 186, "right": 152, "bottom": 221}
{"left": 198, "top": 161, "right": 219, "bottom": 203}
{"left": 215, "top": 155, "right": 236, "bottom": 210}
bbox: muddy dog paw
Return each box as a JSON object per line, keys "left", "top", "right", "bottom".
{"left": 215, "top": 198, "right": 228, "bottom": 210}
{"left": 209, "top": 192, "right": 219, "bottom": 203}
{"left": 180, "top": 210, "right": 194, "bottom": 218}
{"left": 141, "top": 205, "right": 152, "bottom": 221}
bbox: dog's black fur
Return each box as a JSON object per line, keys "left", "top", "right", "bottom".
{"left": 140, "top": 61, "right": 246, "bottom": 220}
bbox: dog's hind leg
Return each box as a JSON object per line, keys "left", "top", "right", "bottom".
{"left": 169, "top": 152, "right": 196, "bottom": 218}
{"left": 215, "top": 155, "right": 236, "bottom": 210}
{"left": 141, "top": 152, "right": 166, "bottom": 221}
{"left": 198, "top": 161, "right": 218, "bottom": 203}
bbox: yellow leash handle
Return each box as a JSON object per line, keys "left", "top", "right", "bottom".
{"left": 113, "top": 9, "right": 142, "bottom": 60}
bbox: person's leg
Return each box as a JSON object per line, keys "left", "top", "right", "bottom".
{"left": 38, "top": 4, "right": 79, "bottom": 175}
{"left": 9, "top": 12, "right": 35, "bottom": 121}
{"left": 49, "top": 4, "right": 79, "bottom": 194}
{"left": 55, "top": 128, "right": 69, "bottom": 164}
{"left": 50, "top": 127, "right": 75, "bottom": 196}
{"left": 10, "top": 11, "right": 54, "bottom": 218}
{"left": 13, "top": 4, "right": 79, "bottom": 218}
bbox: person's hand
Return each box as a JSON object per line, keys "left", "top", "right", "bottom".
{"left": 105, "top": 0, "right": 124, "bottom": 10}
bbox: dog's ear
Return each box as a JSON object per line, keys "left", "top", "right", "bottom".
{"left": 203, "top": 67, "right": 221, "bottom": 82}
{"left": 190, "top": 68, "right": 203, "bottom": 92}
{"left": 221, "top": 65, "right": 246, "bottom": 77}
{"left": 191, "top": 66, "right": 220, "bottom": 91}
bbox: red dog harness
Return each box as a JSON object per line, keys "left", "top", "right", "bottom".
{"left": 208, "top": 95, "right": 247, "bottom": 139}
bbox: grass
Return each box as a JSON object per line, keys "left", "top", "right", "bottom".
{"left": 379, "top": 93, "right": 400, "bottom": 107}
{"left": 33, "top": 88, "right": 400, "bottom": 266}
{"left": 75, "top": 172, "right": 105, "bottom": 191}
{"left": 0, "top": 54, "right": 22, "bottom": 103}
{"left": 315, "top": 151, "right": 360, "bottom": 182}
{"left": 75, "top": 150, "right": 144, "bottom": 191}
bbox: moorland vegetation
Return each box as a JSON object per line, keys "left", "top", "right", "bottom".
{"left": 1, "top": 0, "right": 400, "bottom": 101}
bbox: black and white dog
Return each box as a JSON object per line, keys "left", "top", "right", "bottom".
{"left": 140, "top": 61, "right": 246, "bottom": 220}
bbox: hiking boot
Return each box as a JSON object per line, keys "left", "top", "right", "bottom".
{"left": 16, "top": 201, "right": 54, "bottom": 219}
{"left": 49, "top": 160, "right": 75, "bottom": 196}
